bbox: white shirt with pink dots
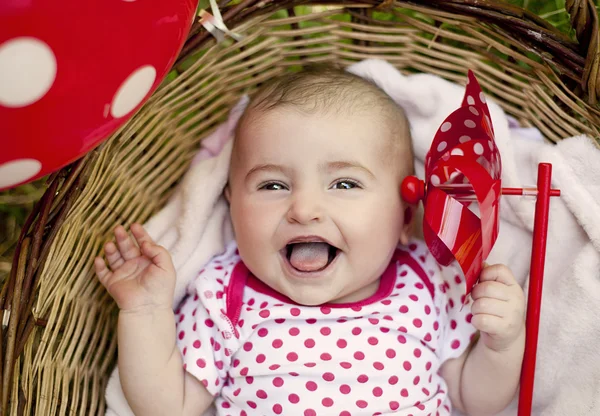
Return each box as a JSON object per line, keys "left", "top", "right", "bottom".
{"left": 175, "top": 239, "right": 476, "bottom": 416}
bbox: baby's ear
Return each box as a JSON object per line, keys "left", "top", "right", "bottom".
{"left": 399, "top": 205, "right": 415, "bottom": 246}
{"left": 224, "top": 184, "right": 231, "bottom": 203}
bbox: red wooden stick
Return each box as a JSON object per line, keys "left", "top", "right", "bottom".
{"left": 518, "top": 163, "right": 556, "bottom": 416}
{"left": 430, "top": 185, "right": 560, "bottom": 203}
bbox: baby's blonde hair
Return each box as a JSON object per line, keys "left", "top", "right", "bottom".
{"left": 235, "top": 64, "right": 414, "bottom": 178}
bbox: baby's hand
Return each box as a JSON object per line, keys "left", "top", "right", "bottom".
{"left": 94, "top": 224, "right": 175, "bottom": 313}
{"left": 470, "top": 264, "right": 525, "bottom": 352}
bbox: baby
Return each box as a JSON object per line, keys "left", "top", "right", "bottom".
{"left": 96, "top": 66, "right": 526, "bottom": 416}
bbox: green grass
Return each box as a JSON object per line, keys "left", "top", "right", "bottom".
{"left": 0, "top": 0, "right": 595, "bottom": 282}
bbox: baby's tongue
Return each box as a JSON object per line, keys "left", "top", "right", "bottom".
{"left": 289, "top": 243, "right": 329, "bottom": 272}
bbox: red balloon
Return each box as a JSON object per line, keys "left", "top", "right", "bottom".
{"left": 0, "top": 0, "right": 198, "bottom": 190}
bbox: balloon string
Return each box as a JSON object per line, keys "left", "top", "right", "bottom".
{"left": 197, "top": 0, "right": 244, "bottom": 42}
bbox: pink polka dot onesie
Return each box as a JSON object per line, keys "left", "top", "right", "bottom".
{"left": 175, "top": 239, "right": 476, "bottom": 415}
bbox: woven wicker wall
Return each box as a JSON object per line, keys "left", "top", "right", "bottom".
{"left": 2, "top": 2, "right": 600, "bottom": 415}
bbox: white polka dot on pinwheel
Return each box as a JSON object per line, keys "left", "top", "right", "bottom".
{"left": 479, "top": 92, "right": 486, "bottom": 103}
{"left": 464, "top": 120, "right": 476, "bottom": 128}
{"left": 473, "top": 142, "right": 484, "bottom": 155}
{"left": 0, "top": 37, "right": 57, "bottom": 108}
{"left": 437, "top": 141, "right": 447, "bottom": 152}
{"left": 0, "top": 159, "right": 42, "bottom": 188}
{"left": 450, "top": 148, "right": 464, "bottom": 156}
{"left": 110, "top": 65, "right": 156, "bottom": 118}
{"left": 440, "top": 122, "right": 452, "bottom": 132}
{"left": 466, "top": 95, "right": 475, "bottom": 105}
{"left": 459, "top": 135, "right": 471, "bottom": 143}
{"left": 468, "top": 106, "right": 479, "bottom": 116}
{"left": 430, "top": 174, "right": 441, "bottom": 185}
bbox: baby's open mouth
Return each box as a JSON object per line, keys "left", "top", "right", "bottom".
{"left": 284, "top": 242, "right": 339, "bottom": 273}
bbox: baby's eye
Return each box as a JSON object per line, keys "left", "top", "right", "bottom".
{"left": 332, "top": 179, "right": 360, "bottom": 190}
{"left": 259, "top": 182, "right": 287, "bottom": 191}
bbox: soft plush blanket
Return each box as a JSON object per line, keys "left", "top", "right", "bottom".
{"left": 105, "top": 59, "right": 600, "bottom": 416}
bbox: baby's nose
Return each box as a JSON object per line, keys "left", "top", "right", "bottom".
{"left": 286, "top": 191, "right": 324, "bottom": 224}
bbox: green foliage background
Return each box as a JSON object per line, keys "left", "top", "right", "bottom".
{"left": 1, "top": 0, "right": 598, "bottom": 281}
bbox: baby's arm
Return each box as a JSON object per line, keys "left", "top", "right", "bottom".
{"left": 118, "top": 306, "right": 213, "bottom": 416}
{"left": 95, "top": 224, "right": 214, "bottom": 416}
{"left": 441, "top": 264, "right": 526, "bottom": 415}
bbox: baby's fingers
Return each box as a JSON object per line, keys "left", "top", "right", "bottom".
{"left": 479, "top": 264, "right": 517, "bottom": 286}
{"left": 471, "top": 297, "right": 507, "bottom": 318}
{"left": 94, "top": 257, "right": 112, "bottom": 285}
{"left": 130, "top": 223, "right": 155, "bottom": 249}
{"left": 471, "top": 281, "right": 510, "bottom": 301}
{"left": 470, "top": 314, "right": 504, "bottom": 336}
{"left": 140, "top": 241, "right": 174, "bottom": 273}
{"left": 104, "top": 241, "right": 124, "bottom": 270}
{"left": 114, "top": 226, "right": 141, "bottom": 261}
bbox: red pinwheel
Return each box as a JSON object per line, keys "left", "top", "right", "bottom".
{"left": 403, "top": 71, "right": 501, "bottom": 295}
{"left": 401, "top": 71, "right": 560, "bottom": 416}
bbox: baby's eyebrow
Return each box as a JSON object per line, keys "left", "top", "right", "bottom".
{"left": 245, "top": 163, "right": 291, "bottom": 180}
{"left": 324, "top": 161, "right": 375, "bottom": 179}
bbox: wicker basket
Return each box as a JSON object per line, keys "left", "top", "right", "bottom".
{"left": 2, "top": 1, "right": 600, "bottom": 414}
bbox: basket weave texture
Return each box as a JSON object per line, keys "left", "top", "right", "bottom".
{"left": 2, "top": 1, "right": 600, "bottom": 414}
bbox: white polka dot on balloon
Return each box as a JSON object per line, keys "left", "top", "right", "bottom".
{"left": 464, "top": 120, "right": 476, "bottom": 128}
{"left": 450, "top": 148, "right": 464, "bottom": 156}
{"left": 430, "top": 174, "right": 441, "bottom": 185}
{"left": 473, "top": 143, "right": 484, "bottom": 155}
{"left": 467, "top": 96, "right": 475, "bottom": 106}
{"left": 110, "top": 65, "right": 156, "bottom": 118}
{"left": 0, "top": 159, "right": 42, "bottom": 188}
{"left": 459, "top": 135, "right": 471, "bottom": 143}
{"left": 469, "top": 106, "right": 479, "bottom": 116}
{"left": 437, "top": 141, "right": 447, "bottom": 152}
{"left": 441, "top": 122, "right": 452, "bottom": 132}
{"left": 479, "top": 92, "right": 486, "bottom": 103}
{"left": 0, "top": 37, "right": 57, "bottom": 108}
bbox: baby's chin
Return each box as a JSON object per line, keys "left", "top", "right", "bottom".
{"left": 281, "top": 284, "right": 369, "bottom": 306}
{"left": 280, "top": 287, "right": 338, "bottom": 306}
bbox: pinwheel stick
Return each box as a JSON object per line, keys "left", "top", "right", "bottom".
{"left": 517, "top": 163, "right": 559, "bottom": 416}
{"left": 433, "top": 184, "right": 560, "bottom": 201}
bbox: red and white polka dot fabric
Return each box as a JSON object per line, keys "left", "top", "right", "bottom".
{"left": 175, "top": 240, "right": 476, "bottom": 415}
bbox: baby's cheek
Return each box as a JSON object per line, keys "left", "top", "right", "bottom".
{"left": 347, "top": 210, "right": 400, "bottom": 270}
{"left": 367, "top": 197, "right": 403, "bottom": 242}
{"left": 232, "top": 203, "right": 280, "bottom": 267}
{"left": 232, "top": 202, "right": 268, "bottom": 237}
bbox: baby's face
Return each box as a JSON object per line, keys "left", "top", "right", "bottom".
{"left": 227, "top": 107, "right": 411, "bottom": 305}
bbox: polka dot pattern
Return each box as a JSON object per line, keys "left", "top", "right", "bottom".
{"left": 428, "top": 74, "right": 500, "bottom": 200}
{"left": 110, "top": 65, "right": 156, "bottom": 118}
{"left": 0, "top": 159, "right": 42, "bottom": 189}
{"left": 175, "top": 240, "right": 475, "bottom": 414}
{"left": 0, "top": 37, "right": 57, "bottom": 107}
